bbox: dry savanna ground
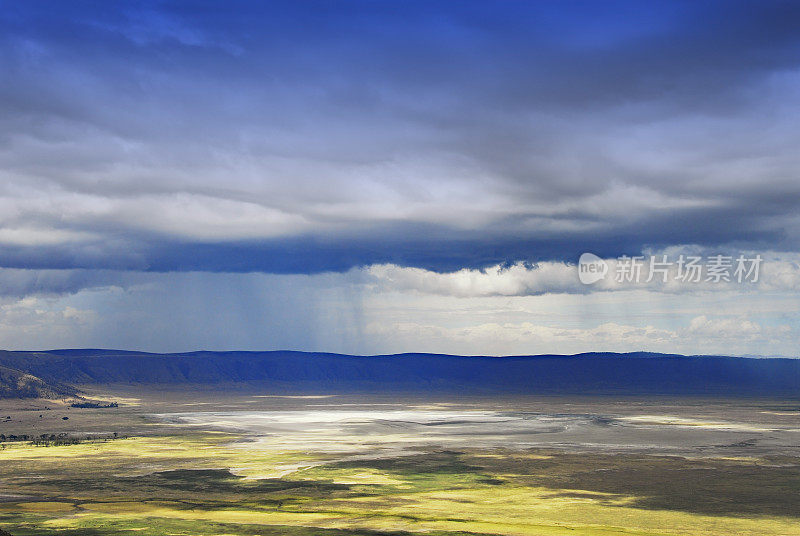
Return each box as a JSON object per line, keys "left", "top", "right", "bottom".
{"left": 1, "top": 389, "right": 799, "bottom": 536}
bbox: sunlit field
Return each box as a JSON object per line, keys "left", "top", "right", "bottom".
{"left": 1, "top": 391, "right": 799, "bottom": 536}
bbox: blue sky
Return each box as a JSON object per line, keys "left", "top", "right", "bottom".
{"left": 0, "top": 1, "right": 799, "bottom": 354}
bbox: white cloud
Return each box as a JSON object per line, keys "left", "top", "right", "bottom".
{"left": 364, "top": 262, "right": 582, "bottom": 297}
{"left": 0, "top": 297, "right": 97, "bottom": 349}
{"left": 363, "top": 254, "right": 800, "bottom": 297}
{"left": 687, "top": 315, "right": 763, "bottom": 338}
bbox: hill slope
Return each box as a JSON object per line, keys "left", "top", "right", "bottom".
{"left": 0, "top": 364, "right": 79, "bottom": 399}
{"left": 0, "top": 350, "right": 798, "bottom": 396}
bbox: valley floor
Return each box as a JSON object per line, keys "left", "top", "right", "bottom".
{"left": 1, "top": 388, "right": 799, "bottom": 536}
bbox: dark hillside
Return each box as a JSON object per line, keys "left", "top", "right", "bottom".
{"left": 0, "top": 364, "right": 80, "bottom": 399}
{"left": 0, "top": 350, "right": 797, "bottom": 396}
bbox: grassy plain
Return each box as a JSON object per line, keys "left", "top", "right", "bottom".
{"left": 1, "top": 389, "right": 799, "bottom": 536}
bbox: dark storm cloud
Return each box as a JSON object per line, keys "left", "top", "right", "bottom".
{"left": 1, "top": 0, "right": 799, "bottom": 273}
{"left": 0, "top": 204, "right": 785, "bottom": 274}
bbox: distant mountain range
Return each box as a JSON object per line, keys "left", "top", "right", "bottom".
{"left": 0, "top": 349, "right": 798, "bottom": 398}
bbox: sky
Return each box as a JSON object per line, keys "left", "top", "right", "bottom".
{"left": 0, "top": 0, "right": 799, "bottom": 355}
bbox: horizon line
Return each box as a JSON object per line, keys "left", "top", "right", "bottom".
{"left": 4, "top": 348, "right": 797, "bottom": 360}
